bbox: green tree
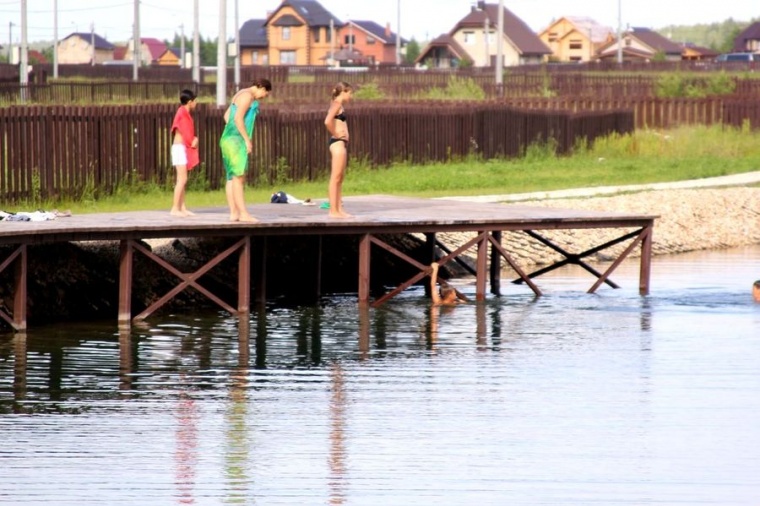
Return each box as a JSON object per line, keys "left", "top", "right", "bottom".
{"left": 40, "top": 46, "right": 54, "bottom": 64}
{"left": 719, "top": 25, "right": 743, "bottom": 53}
{"left": 162, "top": 33, "right": 218, "bottom": 66}
{"left": 404, "top": 38, "right": 420, "bottom": 64}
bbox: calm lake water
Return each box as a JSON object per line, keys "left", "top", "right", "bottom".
{"left": 1, "top": 245, "right": 759, "bottom": 505}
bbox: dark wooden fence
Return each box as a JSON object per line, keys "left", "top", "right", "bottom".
{"left": 4, "top": 73, "right": 760, "bottom": 105}
{"left": 0, "top": 102, "right": 632, "bottom": 203}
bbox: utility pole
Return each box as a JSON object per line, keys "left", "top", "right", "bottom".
{"left": 8, "top": 21, "right": 13, "bottom": 63}
{"left": 179, "top": 23, "right": 185, "bottom": 69}
{"left": 395, "top": 0, "right": 400, "bottom": 66}
{"left": 53, "top": 0, "right": 58, "bottom": 78}
{"left": 329, "top": 18, "right": 334, "bottom": 65}
{"left": 348, "top": 17, "right": 353, "bottom": 53}
{"left": 234, "top": 0, "right": 240, "bottom": 89}
{"left": 20, "top": 0, "right": 28, "bottom": 102}
{"left": 496, "top": 0, "right": 503, "bottom": 88}
{"left": 133, "top": 0, "right": 140, "bottom": 81}
{"left": 90, "top": 22, "right": 95, "bottom": 66}
{"left": 216, "top": 0, "right": 227, "bottom": 106}
{"left": 193, "top": 0, "right": 200, "bottom": 82}
{"left": 617, "top": 0, "right": 622, "bottom": 64}
{"left": 484, "top": 14, "right": 490, "bottom": 67}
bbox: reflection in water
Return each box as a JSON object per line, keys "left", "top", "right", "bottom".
{"left": 225, "top": 316, "right": 252, "bottom": 503}
{"left": 118, "top": 328, "right": 134, "bottom": 392}
{"left": 13, "top": 333, "right": 26, "bottom": 412}
{"left": 174, "top": 373, "right": 199, "bottom": 505}
{"left": 1, "top": 246, "right": 759, "bottom": 504}
{"left": 328, "top": 363, "right": 347, "bottom": 505}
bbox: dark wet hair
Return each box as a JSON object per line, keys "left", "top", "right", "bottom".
{"left": 440, "top": 286, "right": 456, "bottom": 300}
{"left": 754, "top": 280, "right": 760, "bottom": 289}
{"left": 252, "top": 78, "right": 272, "bottom": 91}
{"left": 332, "top": 81, "right": 352, "bottom": 99}
{"left": 179, "top": 89, "right": 197, "bottom": 105}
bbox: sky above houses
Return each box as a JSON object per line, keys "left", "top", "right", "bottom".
{"left": 1, "top": 0, "right": 757, "bottom": 45}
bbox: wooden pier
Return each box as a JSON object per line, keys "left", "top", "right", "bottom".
{"left": 0, "top": 195, "right": 656, "bottom": 331}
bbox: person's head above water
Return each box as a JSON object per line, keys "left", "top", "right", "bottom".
{"left": 753, "top": 280, "right": 760, "bottom": 303}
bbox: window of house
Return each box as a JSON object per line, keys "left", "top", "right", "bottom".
{"left": 280, "top": 50, "right": 296, "bottom": 64}
{"left": 367, "top": 36, "right": 376, "bottom": 45}
{"left": 569, "top": 39, "right": 583, "bottom": 50}
{"left": 313, "top": 27, "right": 320, "bottom": 43}
{"left": 344, "top": 34, "right": 355, "bottom": 45}
{"left": 570, "top": 56, "right": 582, "bottom": 61}
{"left": 326, "top": 28, "right": 332, "bottom": 43}
{"left": 282, "top": 27, "right": 291, "bottom": 40}
{"left": 463, "top": 31, "right": 475, "bottom": 44}
{"left": 548, "top": 32, "right": 558, "bottom": 42}
{"left": 252, "top": 50, "right": 259, "bottom": 63}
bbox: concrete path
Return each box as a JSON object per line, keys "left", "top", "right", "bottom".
{"left": 438, "top": 170, "right": 760, "bottom": 203}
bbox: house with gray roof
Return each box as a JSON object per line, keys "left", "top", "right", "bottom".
{"left": 263, "top": 0, "right": 344, "bottom": 65}
{"left": 57, "top": 32, "right": 115, "bottom": 64}
{"left": 240, "top": 19, "right": 269, "bottom": 65}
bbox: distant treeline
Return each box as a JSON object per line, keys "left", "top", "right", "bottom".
{"left": 659, "top": 18, "right": 758, "bottom": 52}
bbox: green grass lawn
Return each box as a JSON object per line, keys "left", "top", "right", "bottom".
{"left": 15, "top": 124, "right": 760, "bottom": 214}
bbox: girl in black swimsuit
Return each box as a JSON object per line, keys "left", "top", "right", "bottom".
{"left": 324, "top": 82, "right": 353, "bottom": 218}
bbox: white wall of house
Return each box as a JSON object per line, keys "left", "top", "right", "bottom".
{"left": 451, "top": 28, "right": 523, "bottom": 67}
{"left": 57, "top": 35, "right": 111, "bottom": 64}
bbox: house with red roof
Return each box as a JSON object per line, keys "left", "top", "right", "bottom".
{"left": 336, "top": 21, "right": 407, "bottom": 65}
{"left": 125, "top": 37, "right": 167, "bottom": 65}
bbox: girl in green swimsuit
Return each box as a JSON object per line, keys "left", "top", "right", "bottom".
{"left": 220, "top": 78, "right": 272, "bottom": 222}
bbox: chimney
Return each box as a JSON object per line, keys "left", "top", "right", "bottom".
{"left": 385, "top": 22, "right": 391, "bottom": 38}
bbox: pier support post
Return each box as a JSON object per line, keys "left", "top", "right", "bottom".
{"left": 238, "top": 236, "right": 251, "bottom": 313}
{"left": 476, "top": 231, "right": 488, "bottom": 301}
{"left": 639, "top": 224, "right": 653, "bottom": 295}
{"left": 12, "top": 245, "right": 27, "bottom": 331}
{"left": 358, "top": 234, "right": 371, "bottom": 304}
{"left": 118, "top": 240, "right": 134, "bottom": 324}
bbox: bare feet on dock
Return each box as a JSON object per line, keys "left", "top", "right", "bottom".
{"left": 239, "top": 214, "right": 258, "bottom": 222}
{"left": 329, "top": 211, "right": 353, "bottom": 219}
{"left": 231, "top": 213, "right": 259, "bottom": 223}
{"left": 170, "top": 209, "right": 192, "bottom": 217}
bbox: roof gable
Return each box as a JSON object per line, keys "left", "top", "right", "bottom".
{"left": 63, "top": 32, "right": 114, "bottom": 50}
{"left": 349, "top": 20, "right": 408, "bottom": 45}
{"left": 416, "top": 33, "right": 471, "bottom": 63}
{"left": 733, "top": 21, "right": 760, "bottom": 52}
{"left": 240, "top": 19, "right": 268, "bottom": 47}
{"left": 140, "top": 38, "right": 167, "bottom": 60}
{"left": 563, "top": 16, "right": 613, "bottom": 44}
{"left": 264, "top": 0, "right": 342, "bottom": 28}
{"left": 273, "top": 14, "right": 304, "bottom": 27}
{"left": 628, "top": 27, "right": 682, "bottom": 54}
{"left": 451, "top": 3, "right": 550, "bottom": 55}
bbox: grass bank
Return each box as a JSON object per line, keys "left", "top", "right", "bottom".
{"left": 12, "top": 124, "right": 760, "bottom": 214}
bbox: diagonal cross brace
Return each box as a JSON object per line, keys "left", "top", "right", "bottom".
{"left": 131, "top": 238, "right": 248, "bottom": 320}
{"left": 370, "top": 232, "right": 488, "bottom": 307}
{"left": 512, "top": 228, "right": 645, "bottom": 289}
